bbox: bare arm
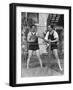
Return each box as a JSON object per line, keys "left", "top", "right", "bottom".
{"left": 49, "top": 31, "right": 59, "bottom": 43}
{"left": 44, "top": 31, "right": 50, "bottom": 42}
{"left": 50, "top": 38, "right": 59, "bottom": 43}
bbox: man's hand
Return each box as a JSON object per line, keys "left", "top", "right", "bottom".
{"left": 48, "top": 39, "right": 51, "bottom": 43}
{"left": 29, "top": 38, "right": 35, "bottom": 42}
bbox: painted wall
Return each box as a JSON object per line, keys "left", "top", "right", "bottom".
{"left": 37, "top": 13, "right": 49, "bottom": 54}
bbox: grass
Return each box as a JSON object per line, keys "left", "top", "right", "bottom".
{"left": 21, "top": 53, "right": 64, "bottom": 77}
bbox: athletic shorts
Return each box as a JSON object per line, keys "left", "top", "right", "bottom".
{"left": 51, "top": 44, "right": 58, "bottom": 50}
{"left": 28, "top": 42, "right": 39, "bottom": 51}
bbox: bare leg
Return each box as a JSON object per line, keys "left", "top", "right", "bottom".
{"left": 27, "top": 50, "right": 33, "bottom": 69}
{"left": 36, "top": 50, "right": 43, "bottom": 68}
{"left": 53, "top": 49, "right": 63, "bottom": 71}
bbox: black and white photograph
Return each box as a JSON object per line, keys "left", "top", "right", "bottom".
{"left": 21, "top": 12, "right": 64, "bottom": 77}
{"left": 10, "top": 3, "right": 71, "bottom": 86}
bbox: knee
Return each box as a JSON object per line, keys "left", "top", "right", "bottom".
{"left": 37, "top": 54, "right": 40, "bottom": 58}
{"left": 28, "top": 54, "right": 32, "bottom": 59}
{"left": 54, "top": 54, "right": 58, "bottom": 59}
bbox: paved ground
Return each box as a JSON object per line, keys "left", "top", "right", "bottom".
{"left": 21, "top": 54, "right": 64, "bottom": 77}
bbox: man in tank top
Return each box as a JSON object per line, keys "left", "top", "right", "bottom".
{"left": 45, "top": 25, "right": 63, "bottom": 71}
{"left": 27, "top": 25, "right": 43, "bottom": 69}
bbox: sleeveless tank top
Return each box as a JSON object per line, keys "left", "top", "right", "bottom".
{"left": 48, "top": 32, "right": 57, "bottom": 45}
{"left": 29, "top": 32, "right": 38, "bottom": 45}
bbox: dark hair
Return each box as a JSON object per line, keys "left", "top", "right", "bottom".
{"left": 50, "top": 24, "right": 54, "bottom": 29}
{"left": 48, "top": 24, "right": 54, "bottom": 29}
{"left": 31, "top": 24, "right": 36, "bottom": 28}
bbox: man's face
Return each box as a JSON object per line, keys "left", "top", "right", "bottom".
{"left": 31, "top": 26, "right": 36, "bottom": 33}
{"left": 48, "top": 25, "right": 52, "bottom": 32}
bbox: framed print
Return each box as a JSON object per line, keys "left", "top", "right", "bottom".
{"left": 9, "top": 3, "right": 71, "bottom": 87}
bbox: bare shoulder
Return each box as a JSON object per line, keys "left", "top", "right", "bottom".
{"left": 53, "top": 30, "right": 59, "bottom": 38}
{"left": 53, "top": 30, "right": 58, "bottom": 34}
{"left": 46, "top": 31, "right": 49, "bottom": 35}
{"left": 28, "top": 32, "right": 31, "bottom": 36}
{"left": 36, "top": 32, "right": 39, "bottom": 36}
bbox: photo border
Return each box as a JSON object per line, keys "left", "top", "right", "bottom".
{"left": 9, "top": 3, "right": 71, "bottom": 87}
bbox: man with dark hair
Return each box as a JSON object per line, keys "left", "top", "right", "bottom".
{"left": 27, "top": 25, "right": 43, "bottom": 69}
{"left": 45, "top": 25, "right": 63, "bottom": 71}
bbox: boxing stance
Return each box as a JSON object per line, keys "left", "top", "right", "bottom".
{"left": 45, "top": 25, "right": 63, "bottom": 71}
{"left": 27, "top": 25, "right": 43, "bottom": 69}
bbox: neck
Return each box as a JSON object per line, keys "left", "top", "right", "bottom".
{"left": 31, "top": 32, "right": 36, "bottom": 35}
{"left": 49, "top": 30, "right": 54, "bottom": 34}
